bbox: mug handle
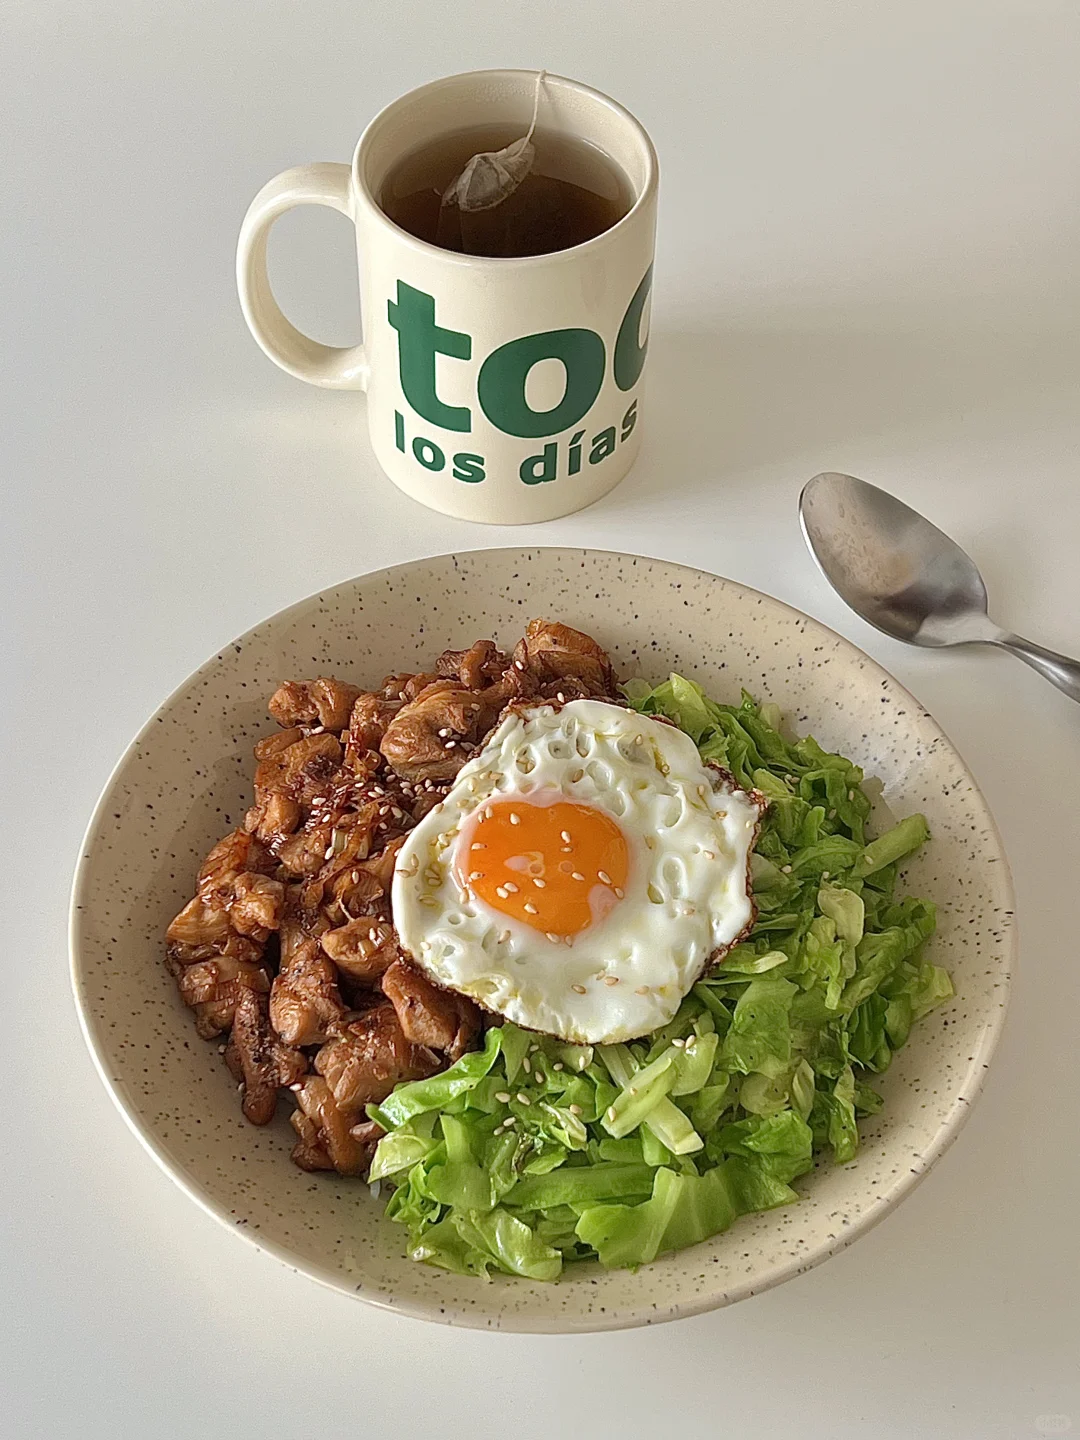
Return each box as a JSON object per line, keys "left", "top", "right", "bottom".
{"left": 236, "top": 162, "right": 369, "bottom": 391}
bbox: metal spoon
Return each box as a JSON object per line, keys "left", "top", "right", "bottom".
{"left": 799, "top": 472, "right": 1080, "bottom": 704}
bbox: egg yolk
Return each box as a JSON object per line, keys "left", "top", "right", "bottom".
{"left": 456, "top": 795, "right": 629, "bottom": 938}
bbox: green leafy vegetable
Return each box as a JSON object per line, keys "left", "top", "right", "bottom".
{"left": 369, "top": 676, "right": 950, "bottom": 1279}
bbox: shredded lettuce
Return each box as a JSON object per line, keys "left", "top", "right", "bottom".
{"left": 370, "top": 677, "right": 950, "bottom": 1279}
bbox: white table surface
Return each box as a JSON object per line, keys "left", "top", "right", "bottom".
{"left": 5, "top": 2, "right": 1080, "bottom": 1436}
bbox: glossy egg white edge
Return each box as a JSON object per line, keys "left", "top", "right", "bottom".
{"left": 391, "top": 700, "right": 763, "bottom": 1044}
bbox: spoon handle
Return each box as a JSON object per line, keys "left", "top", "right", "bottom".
{"left": 995, "top": 632, "right": 1080, "bottom": 704}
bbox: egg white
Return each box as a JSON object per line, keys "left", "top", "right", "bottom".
{"left": 391, "top": 700, "right": 763, "bottom": 1044}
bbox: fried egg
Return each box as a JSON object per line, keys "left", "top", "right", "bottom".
{"left": 391, "top": 700, "right": 764, "bottom": 1044}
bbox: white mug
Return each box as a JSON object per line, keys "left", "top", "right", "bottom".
{"left": 236, "top": 69, "right": 658, "bottom": 525}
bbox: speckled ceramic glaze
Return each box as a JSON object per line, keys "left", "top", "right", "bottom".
{"left": 70, "top": 550, "right": 1014, "bottom": 1332}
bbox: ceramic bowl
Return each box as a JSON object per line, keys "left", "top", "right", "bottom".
{"left": 70, "top": 549, "right": 1013, "bottom": 1331}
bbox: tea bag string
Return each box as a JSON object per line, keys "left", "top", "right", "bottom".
{"left": 522, "top": 69, "right": 546, "bottom": 148}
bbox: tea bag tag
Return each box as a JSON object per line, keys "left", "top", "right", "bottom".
{"left": 441, "top": 71, "right": 546, "bottom": 214}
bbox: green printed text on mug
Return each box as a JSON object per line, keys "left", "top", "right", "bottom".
{"left": 387, "top": 268, "right": 651, "bottom": 484}
{"left": 394, "top": 401, "right": 638, "bottom": 484}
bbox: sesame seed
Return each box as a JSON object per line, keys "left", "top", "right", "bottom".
{"left": 571, "top": 871, "right": 585, "bottom": 881}
{"left": 471, "top": 842, "right": 485, "bottom": 850}
{"left": 289, "top": 1082, "right": 302, "bottom": 1092}
{"left": 848, "top": 789, "right": 855, "bottom": 801}
{"left": 503, "top": 1116, "right": 517, "bottom": 1128}
{"left": 569, "top": 1103, "right": 583, "bottom": 1116}
{"left": 703, "top": 850, "right": 716, "bottom": 860}
{"left": 437, "top": 728, "right": 449, "bottom": 737}
{"left": 781, "top": 863, "right": 793, "bottom": 874}
{"left": 498, "top": 930, "right": 511, "bottom": 944}
{"left": 671, "top": 1037, "right": 685, "bottom": 1048}
{"left": 635, "top": 985, "right": 650, "bottom": 995}
{"left": 484, "top": 807, "right": 493, "bottom": 820}
{"left": 368, "top": 927, "right": 378, "bottom": 942}
{"left": 522, "top": 1056, "right": 532, "bottom": 1073}
{"left": 606, "top": 1106, "right": 617, "bottom": 1122}
{"left": 509, "top": 812, "right": 520, "bottom": 825}
{"left": 556, "top": 692, "right": 565, "bottom": 703}
{"left": 560, "top": 830, "right": 572, "bottom": 843}
{"left": 533, "top": 1072, "right": 545, "bottom": 1084}
{"left": 598, "top": 870, "right": 612, "bottom": 885}
{"left": 828, "top": 809, "right": 836, "bottom": 819}
{"left": 496, "top": 886, "right": 509, "bottom": 899}
{"left": 492, "top": 1124, "right": 505, "bottom": 1136}
{"left": 524, "top": 902, "right": 538, "bottom": 914}
{"left": 529, "top": 1044, "right": 539, "bottom": 1053}
{"left": 603, "top": 976, "right": 620, "bottom": 987}
{"left": 613, "top": 887, "right": 625, "bottom": 899}
{"left": 495, "top": 1091, "right": 511, "bottom": 1103}
{"left": 468, "top": 870, "right": 482, "bottom": 881}
{"left": 571, "top": 983, "right": 586, "bottom": 994}
{"left": 516, "top": 1092, "right": 531, "bottom": 1106}
{"left": 504, "top": 882, "right": 519, "bottom": 893}
{"left": 822, "top": 870, "right": 830, "bottom": 880}
{"left": 217, "top": 1044, "right": 227, "bottom": 1054}
{"left": 553, "top": 1062, "right": 564, "bottom": 1072}
{"left": 444, "top": 739, "right": 457, "bottom": 749}
{"left": 533, "top": 877, "right": 546, "bottom": 889}
{"left": 549, "top": 933, "right": 564, "bottom": 945}
{"left": 514, "top": 659, "right": 525, "bottom": 670}
{"left": 561, "top": 846, "right": 573, "bottom": 853}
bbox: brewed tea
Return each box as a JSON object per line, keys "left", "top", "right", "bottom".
{"left": 379, "top": 125, "right": 633, "bottom": 258}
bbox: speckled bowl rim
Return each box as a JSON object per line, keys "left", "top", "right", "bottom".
{"left": 70, "top": 548, "right": 1014, "bottom": 1332}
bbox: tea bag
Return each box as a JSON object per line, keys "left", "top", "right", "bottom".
{"left": 438, "top": 71, "right": 547, "bottom": 255}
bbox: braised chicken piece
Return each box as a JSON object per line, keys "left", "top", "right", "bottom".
{"left": 513, "top": 618, "right": 615, "bottom": 695}
{"left": 436, "top": 638, "right": 509, "bottom": 689}
{"left": 314, "top": 1001, "right": 438, "bottom": 1114}
{"left": 269, "top": 937, "right": 346, "bottom": 1047}
{"left": 172, "top": 953, "right": 271, "bottom": 1039}
{"left": 253, "top": 729, "right": 343, "bottom": 812}
{"left": 348, "top": 1118, "right": 386, "bottom": 1150}
{"left": 198, "top": 828, "right": 276, "bottom": 885}
{"left": 226, "top": 873, "right": 286, "bottom": 935}
{"left": 321, "top": 917, "right": 401, "bottom": 982}
{"left": 225, "top": 987, "right": 307, "bottom": 1124}
{"left": 166, "top": 892, "right": 245, "bottom": 959}
{"left": 268, "top": 677, "right": 362, "bottom": 732}
{"left": 244, "top": 791, "right": 303, "bottom": 846}
{"left": 345, "top": 691, "right": 404, "bottom": 756}
{"left": 400, "top": 672, "right": 442, "bottom": 701}
{"left": 274, "top": 821, "right": 334, "bottom": 878}
{"left": 290, "top": 1077, "right": 374, "bottom": 1175}
{"left": 379, "top": 676, "right": 515, "bottom": 784}
{"left": 381, "top": 958, "right": 481, "bottom": 1061}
